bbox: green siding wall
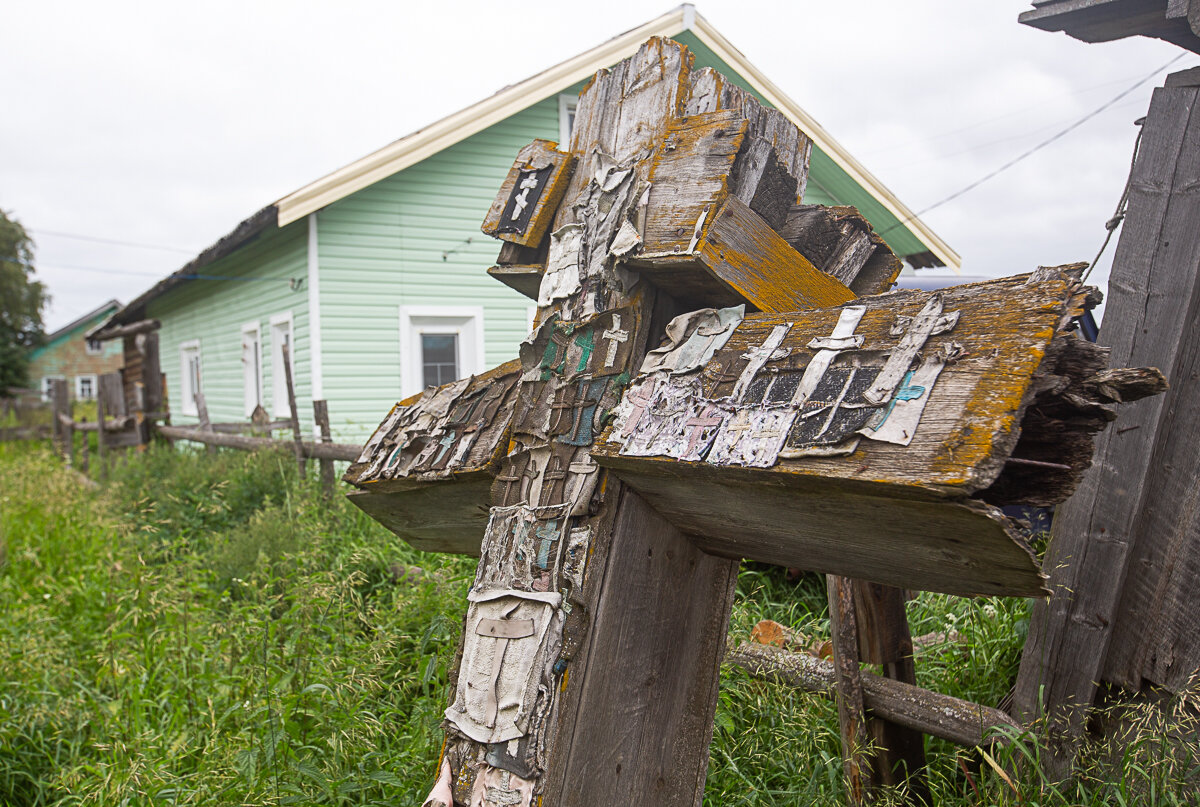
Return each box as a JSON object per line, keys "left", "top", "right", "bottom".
{"left": 150, "top": 222, "right": 313, "bottom": 433}
{"left": 317, "top": 97, "right": 569, "bottom": 442}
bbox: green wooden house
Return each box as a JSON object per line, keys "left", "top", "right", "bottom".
{"left": 29, "top": 299, "right": 124, "bottom": 401}
{"left": 100, "top": 5, "right": 958, "bottom": 443}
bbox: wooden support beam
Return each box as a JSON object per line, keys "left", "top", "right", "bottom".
{"left": 592, "top": 272, "right": 1121, "bottom": 597}
{"left": 852, "top": 580, "right": 930, "bottom": 802}
{"left": 91, "top": 318, "right": 161, "bottom": 341}
{"left": 827, "top": 574, "right": 870, "bottom": 805}
{"left": 726, "top": 642, "right": 1021, "bottom": 748}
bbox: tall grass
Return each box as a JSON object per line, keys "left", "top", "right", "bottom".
{"left": 1, "top": 441, "right": 1196, "bottom": 805}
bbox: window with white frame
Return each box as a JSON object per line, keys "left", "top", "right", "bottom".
{"left": 270, "top": 312, "right": 294, "bottom": 417}
{"left": 558, "top": 94, "right": 578, "bottom": 148}
{"left": 41, "top": 375, "right": 65, "bottom": 402}
{"left": 85, "top": 338, "right": 104, "bottom": 356}
{"left": 179, "top": 340, "right": 201, "bottom": 416}
{"left": 399, "top": 306, "right": 484, "bottom": 399}
{"left": 75, "top": 374, "right": 97, "bottom": 400}
{"left": 241, "top": 322, "right": 263, "bottom": 416}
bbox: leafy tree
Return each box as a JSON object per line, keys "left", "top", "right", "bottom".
{"left": 0, "top": 209, "right": 49, "bottom": 393}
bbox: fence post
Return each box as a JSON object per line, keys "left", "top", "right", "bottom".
{"left": 195, "top": 392, "right": 217, "bottom": 456}
{"left": 80, "top": 416, "right": 90, "bottom": 474}
{"left": 95, "top": 383, "right": 108, "bottom": 482}
{"left": 313, "top": 399, "right": 334, "bottom": 498}
{"left": 52, "top": 379, "right": 70, "bottom": 461}
{"left": 281, "top": 344, "right": 305, "bottom": 478}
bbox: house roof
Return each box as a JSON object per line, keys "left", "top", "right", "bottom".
{"left": 106, "top": 5, "right": 959, "bottom": 329}
{"left": 275, "top": 5, "right": 959, "bottom": 269}
{"left": 42, "top": 299, "right": 122, "bottom": 345}
{"left": 29, "top": 298, "right": 123, "bottom": 360}
{"left": 1019, "top": 0, "right": 1200, "bottom": 53}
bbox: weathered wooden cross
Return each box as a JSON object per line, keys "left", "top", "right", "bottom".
{"left": 346, "top": 38, "right": 1148, "bottom": 806}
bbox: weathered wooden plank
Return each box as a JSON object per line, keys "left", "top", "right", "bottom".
{"left": 852, "top": 580, "right": 930, "bottom": 800}
{"left": 779, "top": 204, "right": 903, "bottom": 297}
{"left": 546, "top": 489, "right": 739, "bottom": 806}
{"left": 91, "top": 318, "right": 160, "bottom": 341}
{"left": 140, "top": 331, "right": 163, "bottom": 416}
{"left": 313, "top": 400, "right": 335, "bottom": 497}
{"left": 1101, "top": 80, "right": 1200, "bottom": 693}
{"left": 281, "top": 344, "right": 305, "bottom": 477}
{"left": 596, "top": 464, "right": 1042, "bottom": 596}
{"left": 345, "top": 481, "right": 489, "bottom": 556}
{"left": 1014, "top": 80, "right": 1200, "bottom": 770}
{"left": 726, "top": 642, "right": 1021, "bottom": 747}
{"left": 1018, "top": 0, "right": 1200, "bottom": 52}
{"left": 599, "top": 273, "right": 1096, "bottom": 500}
{"left": 694, "top": 196, "right": 855, "bottom": 312}
{"left": 481, "top": 139, "right": 575, "bottom": 249}
{"left": 827, "top": 575, "right": 870, "bottom": 805}
{"left": 684, "top": 67, "right": 812, "bottom": 197}
{"left": 486, "top": 264, "right": 542, "bottom": 301}
{"left": 155, "top": 424, "right": 360, "bottom": 461}
{"left": 643, "top": 110, "right": 748, "bottom": 255}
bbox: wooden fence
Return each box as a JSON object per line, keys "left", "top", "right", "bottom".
{"left": 30, "top": 345, "right": 361, "bottom": 495}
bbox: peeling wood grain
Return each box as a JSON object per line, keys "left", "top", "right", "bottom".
{"left": 727, "top": 643, "right": 1021, "bottom": 747}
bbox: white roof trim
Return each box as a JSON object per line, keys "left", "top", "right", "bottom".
{"left": 274, "top": 5, "right": 959, "bottom": 269}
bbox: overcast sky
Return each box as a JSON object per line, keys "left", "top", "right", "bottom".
{"left": 4, "top": 1, "right": 1195, "bottom": 332}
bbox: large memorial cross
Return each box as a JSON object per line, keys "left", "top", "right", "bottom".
{"left": 346, "top": 38, "right": 1137, "bottom": 806}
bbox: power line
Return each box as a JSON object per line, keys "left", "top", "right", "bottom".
{"left": 881, "top": 53, "right": 1187, "bottom": 237}
{"left": 1, "top": 255, "right": 297, "bottom": 285}
{"left": 858, "top": 62, "right": 1198, "bottom": 159}
{"left": 30, "top": 228, "right": 198, "bottom": 255}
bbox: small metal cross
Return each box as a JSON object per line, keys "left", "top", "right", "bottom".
{"left": 601, "top": 314, "right": 629, "bottom": 368}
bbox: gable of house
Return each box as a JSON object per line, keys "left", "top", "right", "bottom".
{"left": 29, "top": 300, "right": 124, "bottom": 400}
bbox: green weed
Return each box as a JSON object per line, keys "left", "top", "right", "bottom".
{"left": 0, "top": 441, "right": 1196, "bottom": 805}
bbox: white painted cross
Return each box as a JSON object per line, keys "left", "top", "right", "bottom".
{"left": 601, "top": 313, "right": 629, "bottom": 368}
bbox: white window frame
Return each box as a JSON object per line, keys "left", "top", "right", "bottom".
{"left": 41, "top": 375, "right": 66, "bottom": 402}
{"left": 179, "top": 339, "right": 201, "bottom": 417}
{"left": 241, "top": 321, "right": 263, "bottom": 417}
{"left": 84, "top": 338, "right": 104, "bottom": 356}
{"left": 398, "top": 305, "right": 485, "bottom": 399}
{"left": 558, "top": 94, "right": 578, "bottom": 148}
{"left": 75, "top": 374, "right": 98, "bottom": 400}
{"left": 270, "top": 311, "right": 295, "bottom": 418}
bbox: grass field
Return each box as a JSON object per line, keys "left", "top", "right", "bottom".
{"left": 1, "top": 441, "right": 1195, "bottom": 805}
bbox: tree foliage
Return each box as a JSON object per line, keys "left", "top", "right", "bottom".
{"left": 0, "top": 209, "right": 49, "bottom": 393}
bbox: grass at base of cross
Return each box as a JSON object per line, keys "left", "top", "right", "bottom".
{"left": 0, "top": 442, "right": 1195, "bottom": 806}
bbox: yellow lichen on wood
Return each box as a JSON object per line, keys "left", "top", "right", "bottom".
{"left": 481, "top": 140, "right": 575, "bottom": 248}
{"left": 698, "top": 196, "right": 855, "bottom": 312}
